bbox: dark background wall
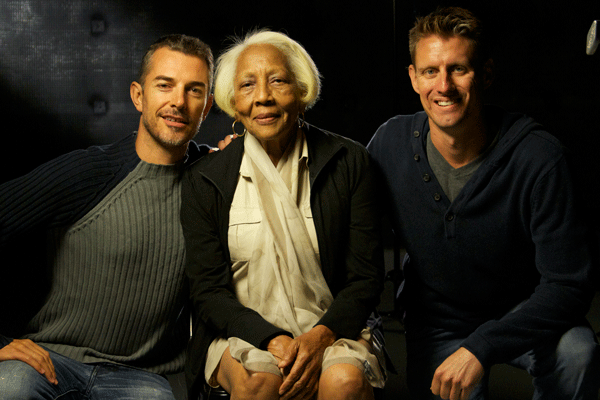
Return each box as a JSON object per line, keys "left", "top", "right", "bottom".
{"left": 1, "top": 0, "right": 598, "bottom": 182}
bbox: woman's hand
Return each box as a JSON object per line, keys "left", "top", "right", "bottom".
{"left": 276, "top": 325, "right": 337, "bottom": 400}
{"left": 267, "top": 334, "right": 294, "bottom": 366}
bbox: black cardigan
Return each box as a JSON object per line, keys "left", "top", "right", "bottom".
{"left": 181, "top": 123, "right": 385, "bottom": 397}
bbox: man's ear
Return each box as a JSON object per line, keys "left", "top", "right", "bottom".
{"left": 483, "top": 59, "right": 494, "bottom": 89}
{"left": 202, "top": 94, "right": 214, "bottom": 120}
{"left": 130, "top": 81, "right": 143, "bottom": 113}
{"left": 408, "top": 65, "right": 420, "bottom": 94}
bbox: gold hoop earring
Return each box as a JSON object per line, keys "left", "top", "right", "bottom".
{"left": 298, "top": 113, "right": 305, "bottom": 129}
{"left": 232, "top": 120, "right": 246, "bottom": 137}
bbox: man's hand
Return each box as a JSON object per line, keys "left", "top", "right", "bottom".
{"left": 0, "top": 339, "right": 58, "bottom": 385}
{"left": 431, "top": 347, "right": 484, "bottom": 400}
{"left": 277, "top": 325, "right": 337, "bottom": 400}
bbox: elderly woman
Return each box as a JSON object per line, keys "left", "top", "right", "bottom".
{"left": 181, "top": 30, "right": 385, "bottom": 400}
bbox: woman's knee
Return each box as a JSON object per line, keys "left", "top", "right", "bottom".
{"left": 216, "top": 347, "right": 282, "bottom": 399}
{"left": 229, "top": 371, "right": 282, "bottom": 400}
{"left": 319, "top": 363, "right": 373, "bottom": 400}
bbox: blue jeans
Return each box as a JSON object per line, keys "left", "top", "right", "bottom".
{"left": 405, "top": 321, "right": 600, "bottom": 400}
{"left": 0, "top": 347, "right": 176, "bottom": 400}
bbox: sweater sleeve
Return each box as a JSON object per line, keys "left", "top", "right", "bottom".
{"left": 0, "top": 334, "right": 12, "bottom": 348}
{"left": 1, "top": 151, "right": 88, "bottom": 244}
{"left": 462, "top": 153, "right": 596, "bottom": 367}
{"left": 1, "top": 136, "right": 139, "bottom": 338}
{"left": 0, "top": 139, "right": 137, "bottom": 245}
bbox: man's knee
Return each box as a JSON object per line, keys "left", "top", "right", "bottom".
{"left": 555, "top": 325, "right": 599, "bottom": 369}
{"left": 528, "top": 325, "right": 600, "bottom": 398}
{"left": 0, "top": 360, "right": 55, "bottom": 399}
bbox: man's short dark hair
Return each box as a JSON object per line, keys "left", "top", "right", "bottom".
{"left": 138, "top": 34, "right": 214, "bottom": 92}
{"left": 408, "top": 7, "right": 489, "bottom": 67}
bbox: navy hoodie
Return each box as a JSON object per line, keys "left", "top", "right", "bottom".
{"left": 367, "top": 106, "right": 595, "bottom": 368}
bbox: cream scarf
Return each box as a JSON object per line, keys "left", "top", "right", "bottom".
{"left": 243, "top": 131, "right": 333, "bottom": 337}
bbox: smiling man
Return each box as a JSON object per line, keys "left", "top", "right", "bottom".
{"left": 368, "top": 7, "right": 599, "bottom": 400}
{"left": 408, "top": 33, "right": 492, "bottom": 169}
{"left": 0, "top": 34, "right": 213, "bottom": 399}
{"left": 131, "top": 45, "right": 213, "bottom": 163}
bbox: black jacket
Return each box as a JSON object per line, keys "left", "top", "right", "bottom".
{"left": 181, "top": 123, "right": 384, "bottom": 397}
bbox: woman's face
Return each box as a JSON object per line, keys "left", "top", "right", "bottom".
{"left": 233, "top": 44, "right": 302, "bottom": 147}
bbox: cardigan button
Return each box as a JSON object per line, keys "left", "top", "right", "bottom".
{"left": 434, "top": 193, "right": 441, "bottom": 201}
{"left": 413, "top": 130, "right": 420, "bottom": 138}
{"left": 446, "top": 213, "right": 454, "bottom": 221}
{"left": 414, "top": 154, "right": 420, "bottom": 161}
{"left": 422, "top": 173, "right": 431, "bottom": 182}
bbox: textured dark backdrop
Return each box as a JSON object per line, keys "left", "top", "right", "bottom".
{"left": 1, "top": 0, "right": 598, "bottom": 181}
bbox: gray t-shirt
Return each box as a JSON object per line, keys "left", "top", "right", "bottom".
{"left": 426, "top": 130, "right": 499, "bottom": 202}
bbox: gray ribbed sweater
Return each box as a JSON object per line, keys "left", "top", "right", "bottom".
{"left": 24, "top": 160, "right": 189, "bottom": 374}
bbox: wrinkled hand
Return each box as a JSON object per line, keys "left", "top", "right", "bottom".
{"left": 0, "top": 339, "right": 57, "bottom": 385}
{"left": 267, "top": 334, "right": 294, "bottom": 366}
{"left": 431, "top": 347, "right": 484, "bottom": 400}
{"left": 277, "top": 325, "right": 337, "bottom": 400}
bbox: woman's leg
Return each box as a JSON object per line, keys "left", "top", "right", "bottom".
{"left": 215, "top": 347, "right": 283, "bottom": 400}
{"left": 318, "top": 363, "right": 374, "bottom": 400}
{"left": 317, "top": 334, "right": 382, "bottom": 400}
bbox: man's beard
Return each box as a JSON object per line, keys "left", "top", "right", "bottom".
{"left": 142, "top": 116, "right": 199, "bottom": 149}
